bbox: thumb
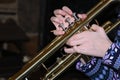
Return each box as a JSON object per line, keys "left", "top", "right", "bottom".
{"left": 91, "top": 24, "right": 107, "bottom": 38}
{"left": 90, "top": 24, "right": 102, "bottom": 32}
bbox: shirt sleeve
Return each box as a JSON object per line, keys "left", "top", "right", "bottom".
{"left": 76, "top": 57, "right": 120, "bottom": 80}
{"left": 76, "top": 57, "right": 102, "bottom": 75}
{"left": 102, "top": 42, "right": 120, "bottom": 71}
{"left": 75, "top": 26, "right": 120, "bottom": 79}
{"left": 102, "top": 27, "right": 120, "bottom": 71}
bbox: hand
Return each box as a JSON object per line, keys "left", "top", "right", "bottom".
{"left": 50, "top": 6, "right": 86, "bottom": 36}
{"left": 64, "top": 24, "right": 112, "bottom": 57}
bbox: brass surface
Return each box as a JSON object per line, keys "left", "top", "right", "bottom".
{"left": 9, "top": 0, "right": 120, "bottom": 80}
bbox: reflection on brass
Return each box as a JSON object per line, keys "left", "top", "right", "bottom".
{"left": 8, "top": 0, "right": 120, "bottom": 80}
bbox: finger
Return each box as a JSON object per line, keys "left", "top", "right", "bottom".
{"left": 50, "top": 16, "right": 63, "bottom": 24}
{"left": 91, "top": 24, "right": 105, "bottom": 33}
{"left": 90, "top": 24, "right": 99, "bottom": 31}
{"left": 54, "top": 10, "right": 72, "bottom": 22}
{"left": 64, "top": 16, "right": 75, "bottom": 25}
{"left": 73, "top": 46, "right": 87, "bottom": 55}
{"left": 51, "top": 30, "right": 65, "bottom": 35}
{"left": 51, "top": 17, "right": 69, "bottom": 31}
{"left": 67, "top": 33, "right": 84, "bottom": 43}
{"left": 64, "top": 45, "right": 86, "bottom": 54}
{"left": 54, "top": 9, "right": 68, "bottom": 17}
{"left": 62, "top": 6, "right": 76, "bottom": 25}
{"left": 56, "top": 14, "right": 68, "bottom": 24}
{"left": 62, "top": 6, "right": 73, "bottom": 16}
{"left": 64, "top": 47, "right": 75, "bottom": 53}
{"left": 66, "top": 38, "right": 85, "bottom": 46}
{"left": 77, "top": 14, "right": 87, "bottom": 20}
{"left": 51, "top": 16, "right": 63, "bottom": 29}
{"left": 52, "top": 21, "right": 60, "bottom": 30}
{"left": 91, "top": 24, "right": 107, "bottom": 38}
{"left": 73, "top": 46, "right": 83, "bottom": 54}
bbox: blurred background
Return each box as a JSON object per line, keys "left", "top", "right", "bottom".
{"left": 0, "top": 0, "right": 119, "bottom": 80}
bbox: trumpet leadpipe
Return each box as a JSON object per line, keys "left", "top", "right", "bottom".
{"left": 8, "top": 0, "right": 119, "bottom": 80}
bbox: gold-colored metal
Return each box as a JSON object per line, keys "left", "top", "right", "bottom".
{"left": 9, "top": 0, "right": 120, "bottom": 80}
{"left": 43, "top": 20, "right": 120, "bottom": 80}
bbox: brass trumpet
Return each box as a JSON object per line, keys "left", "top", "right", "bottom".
{"left": 9, "top": 0, "right": 120, "bottom": 80}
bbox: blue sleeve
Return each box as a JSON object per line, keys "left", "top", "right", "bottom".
{"left": 102, "top": 42, "right": 120, "bottom": 71}
{"left": 75, "top": 26, "right": 120, "bottom": 80}
{"left": 76, "top": 57, "right": 120, "bottom": 80}
{"left": 102, "top": 27, "right": 120, "bottom": 71}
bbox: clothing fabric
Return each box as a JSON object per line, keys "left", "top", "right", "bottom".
{"left": 76, "top": 26, "right": 120, "bottom": 80}
{"left": 76, "top": 7, "right": 120, "bottom": 80}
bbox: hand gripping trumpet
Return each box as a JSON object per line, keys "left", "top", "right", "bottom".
{"left": 9, "top": 0, "right": 120, "bottom": 80}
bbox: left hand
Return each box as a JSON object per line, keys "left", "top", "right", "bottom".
{"left": 64, "top": 24, "right": 112, "bottom": 57}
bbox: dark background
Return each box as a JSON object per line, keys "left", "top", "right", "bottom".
{"left": 0, "top": 0, "right": 120, "bottom": 80}
{"left": 39, "top": 0, "right": 100, "bottom": 49}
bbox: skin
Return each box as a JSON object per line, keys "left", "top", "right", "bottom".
{"left": 50, "top": 6, "right": 112, "bottom": 58}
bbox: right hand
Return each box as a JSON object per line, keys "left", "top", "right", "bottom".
{"left": 50, "top": 6, "right": 87, "bottom": 36}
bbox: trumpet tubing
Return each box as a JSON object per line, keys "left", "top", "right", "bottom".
{"left": 43, "top": 20, "right": 120, "bottom": 80}
{"left": 9, "top": 0, "right": 120, "bottom": 80}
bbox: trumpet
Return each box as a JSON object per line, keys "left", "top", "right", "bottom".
{"left": 9, "top": 0, "right": 120, "bottom": 80}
